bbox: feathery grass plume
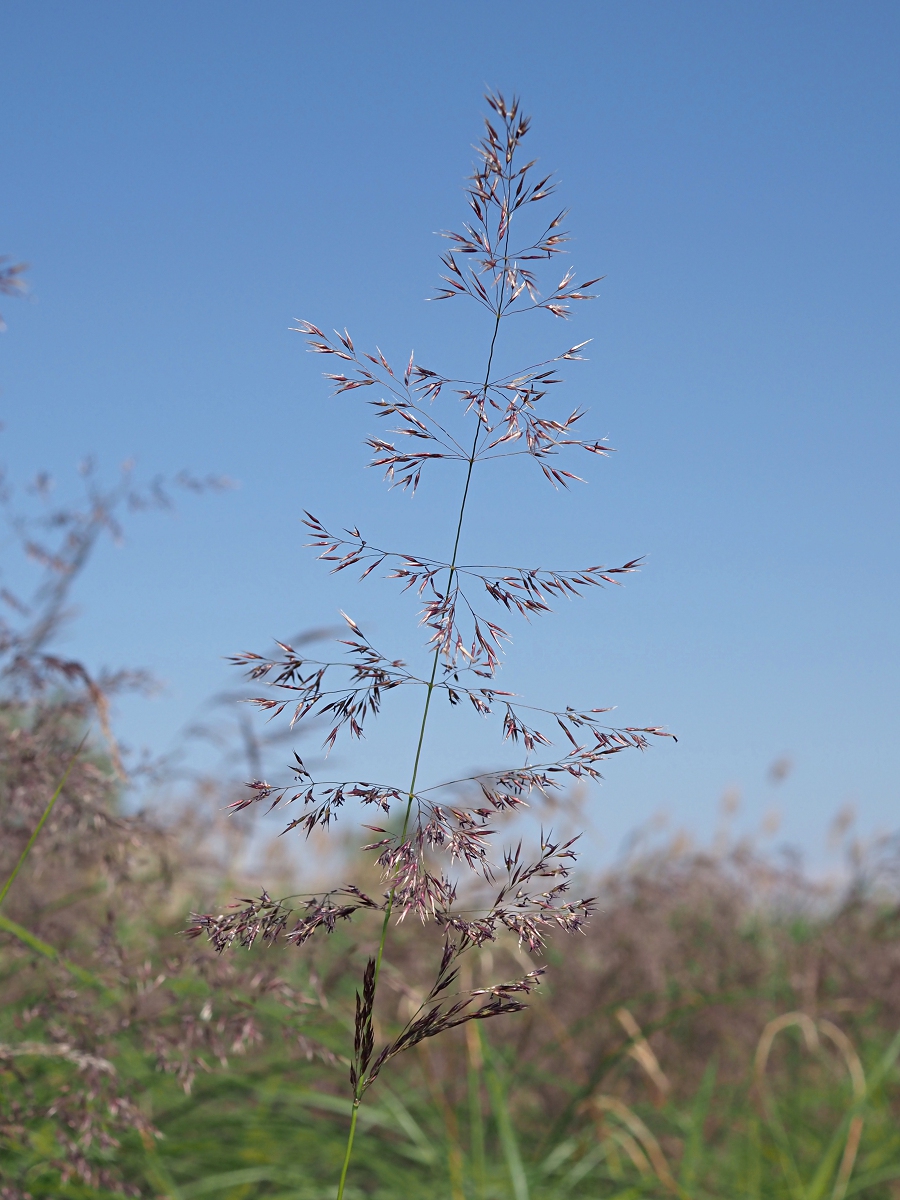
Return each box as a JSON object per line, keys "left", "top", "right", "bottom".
{"left": 193, "top": 91, "right": 672, "bottom": 1197}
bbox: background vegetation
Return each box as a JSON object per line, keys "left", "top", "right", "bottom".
{"left": 3, "top": 593, "right": 900, "bottom": 1199}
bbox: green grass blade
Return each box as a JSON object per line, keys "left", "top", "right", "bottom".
{"left": 745, "top": 1114, "right": 762, "bottom": 1200}
{"left": 844, "top": 1165, "right": 900, "bottom": 1197}
{"left": 483, "top": 1036, "right": 529, "bottom": 1200}
{"left": 378, "top": 1085, "right": 439, "bottom": 1164}
{"left": 679, "top": 1057, "right": 717, "bottom": 1191}
{"left": 561, "top": 1140, "right": 612, "bottom": 1187}
{"left": 0, "top": 734, "right": 87, "bottom": 910}
{"left": 179, "top": 1166, "right": 299, "bottom": 1197}
{"left": 0, "top": 910, "right": 111, "bottom": 994}
{"left": 864, "top": 1027, "right": 900, "bottom": 1095}
{"left": 539, "top": 1138, "right": 578, "bottom": 1176}
{"left": 0, "top": 736, "right": 115, "bottom": 994}
{"left": 468, "top": 1028, "right": 487, "bottom": 1200}
{"left": 760, "top": 1089, "right": 807, "bottom": 1200}
{"left": 805, "top": 1026, "right": 900, "bottom": 1200}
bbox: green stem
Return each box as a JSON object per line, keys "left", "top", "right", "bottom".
{"left": 0, "top": 734, "right": 87, "bottom": 910}
{"left": 0, "top": 734, "right": 115, "bottom": 996}
{"left": 0, "top": 911, "right": 110, "bottom": 994}
{"left": 335, "top": 1101, "right": 361, "bottom": 1200}
{"left": 336, "top": 325, "right": 499, "bottom": 1200}
{"left": 336, "top": 167, "right": 514, "bottom": 1199}
{"left": 370, "top": 307, "right": 502, "bottom": 993}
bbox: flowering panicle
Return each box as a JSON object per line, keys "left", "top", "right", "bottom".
{"left": 186, "top": 887, "right": 383, "bottom": 954}
{"left": 191, "top": 92, "right": 670, "bottom": 1196}
{"left": 358, "top": 943, "right": 544, "bottom": 1095}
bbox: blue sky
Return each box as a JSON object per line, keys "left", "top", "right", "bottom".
{"left": 2, "top": 1, "right": 898, "bottom": 864}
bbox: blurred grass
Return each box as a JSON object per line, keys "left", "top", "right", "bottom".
{"left": 4, "top": 708, "right": 900, "bottom": 1198}
{"left": 130, "top": 1021, "right": 900, "bottom": 1200}
{"left": 5, "top": 920, "right": 900, "bottom": 1199}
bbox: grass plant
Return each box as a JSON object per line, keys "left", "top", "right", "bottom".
{"left": 3, "top": 96, "right": 900, "bottom": 1200}
{"left": 188, "top": 92, "right": 670, "bottom": 1197}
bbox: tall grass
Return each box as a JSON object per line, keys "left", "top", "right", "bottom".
{"left": 189, "top": 91, "right": 669, "bottom": 1197}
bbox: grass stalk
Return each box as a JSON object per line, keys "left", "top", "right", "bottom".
{"left": 336, "top": 300, "right": 506, "bottom": 1199}
{"left": 0, "top": 733, "right": 87, "bottom": 910}
{"left": 0, "top": 910, "right": 108, "bottom": 992}
{"left": 335, "top": 1100, "right": 361, "bottom": 1200}
{"left": 467, "top": 1018, "right": 487, "bottom": 1199}
{"left": 483, "top": 1030, "right": 529, "bottom": 1200}
{"left": 197, "top": 95, "right": 660, "bottom": 1200}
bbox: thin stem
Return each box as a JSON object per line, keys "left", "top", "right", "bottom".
{"left": 335, "top": 1101, "right": 360, "bottom": 1200}
{"left": 335, "top": 154, "right": 515, "bottom": 1199}
{"left": 0, "top": 911, "right": 110, "bottom": 994}
{"left": 0, "top": 734, "right": 87, "bottom": 911}
{"left": 371, "top": 303, "right": 504, "bottom": 994}
{"left": 335, "top": 317, "right": 501, "bottom": 1200}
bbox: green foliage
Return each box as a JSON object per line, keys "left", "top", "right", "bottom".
{"left": 4, "top": 939, "right": 900, "bottom": 1199}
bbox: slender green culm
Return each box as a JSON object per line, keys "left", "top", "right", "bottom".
{"left": 0, "top": 910, "right": 108, "bottom": 991}
{"left": 339, "top": 315, "right": 504, "bottom": 1198}
{"left": 335, "top": 1101, "right": 360, "bottom": 1200}
{"left": 0, "top": 732, "right": 87, "bottom": 911}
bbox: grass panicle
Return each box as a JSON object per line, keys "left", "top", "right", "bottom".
{"left": 4, "top": 97, "right": 900, "bottom": 1200}
{"left": 191, "top": 91, "right": 669, "bottom": 1196}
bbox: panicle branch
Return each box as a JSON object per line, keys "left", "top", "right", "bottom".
{"left": 228, "top": 612, "right": 418, "bottom": 752}
{"left": 359, "top": 939, "right": 544, "bottom": 1093}
{"left": 303, "top": 510, "right": 642, "bottom": 673}
{"left": 290, "top": 326, "right": 612, "bottom": 495}
{"left": 186, "top": 886, "right": 382, "bottom": 954}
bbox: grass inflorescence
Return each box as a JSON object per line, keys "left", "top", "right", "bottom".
{"left": 3, "top": 94, "right": 900, "bottom": 1200}
{"left": 187, "top": 92, "right": 670, "bottom": 1196}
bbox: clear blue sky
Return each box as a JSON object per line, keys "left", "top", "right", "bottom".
{"left": 2, "top": 1, "right": 898, "bottom": 864}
